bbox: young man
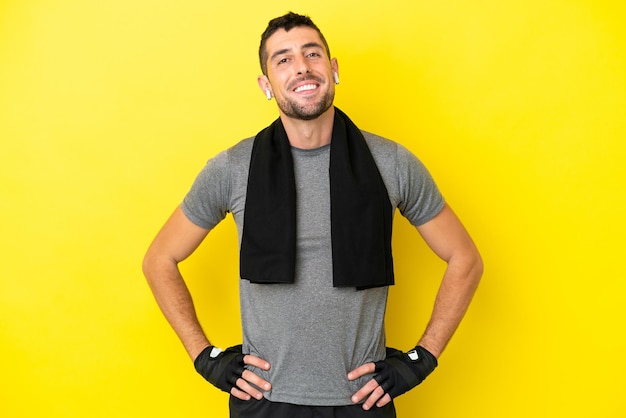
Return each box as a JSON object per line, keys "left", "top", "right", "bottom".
{"left": 143, "top": 12, "right": 483, "bottom": 418}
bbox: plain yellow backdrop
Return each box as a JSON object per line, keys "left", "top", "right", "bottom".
{"left": 1, "top": 0, "right": 625, "bottom": 417}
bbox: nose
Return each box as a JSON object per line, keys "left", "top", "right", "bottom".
{"left": 295, "top": 55, "right": 310, "bottom": 75}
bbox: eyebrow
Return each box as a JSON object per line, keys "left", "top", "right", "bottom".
{"left": 270, "top": 42, "right": 325, "bottom": 62}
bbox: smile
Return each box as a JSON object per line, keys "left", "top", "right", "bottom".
{"left": 294, "top": 84, "right": 318, "bottom": 93}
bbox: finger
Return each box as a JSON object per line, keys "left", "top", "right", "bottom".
{"left": 377, "top": 376, "right": 391, "bottom": 393}
{"left": 347, "top": 362, "right": 376, "bottom": 380}
{"left": 230, "top": 386, "right": 252, "bottom": 401}
{"left": 243, "top": 354, "right": 271, "bottom": 370}
{"left": 241, "top": 369, "right": 272, "bottom": 392}
{"left": 235, "top": 377, "right": 264, "bottom": 400}
{"left": 362, "top": 385, "right": 386, "bottom": 411}
{"left": 376, "top": 393, "right": 392, "bottom": 408}
{"left": 350, "top": 378, "right": 380, "bottom": 404}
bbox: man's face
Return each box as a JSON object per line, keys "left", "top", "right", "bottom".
{"left": 260, "top": 26, "right": 338, "bottom": 121}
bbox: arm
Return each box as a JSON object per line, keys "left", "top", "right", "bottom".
{"left": 415, "top": 203, "right": 483, "bottom": 358}
{"left": 349, "top": 203, "right": 483, "bottom": 409}
{"left": 142, "top": 206, "right": 271, "bottom": 400}
{"left": 142, "top": 206, "right": 212, "bottom": 359}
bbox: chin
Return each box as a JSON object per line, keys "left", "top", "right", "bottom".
{"left": 279, "top": 96, "right": 334, "bottom": 121}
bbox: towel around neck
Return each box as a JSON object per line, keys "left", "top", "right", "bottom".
{"left": 240, "top": 107, "right": 394, "bottom": 290}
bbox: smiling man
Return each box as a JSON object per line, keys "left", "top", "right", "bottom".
{"left": 143, "top": 12, "right": 482, "bottom": 418}
{"left": 259, "top": 25, "right": 336, "bottom": 124}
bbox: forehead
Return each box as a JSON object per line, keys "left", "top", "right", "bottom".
{"left": 265, "top": 26, "right": 327, "bottom": 55}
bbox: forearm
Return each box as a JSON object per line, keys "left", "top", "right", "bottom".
{"left": 418, "top": 252, "right": 483, "bottom": 358}
{"left": 143, "top": 255, "right": 211, "bottom": 360}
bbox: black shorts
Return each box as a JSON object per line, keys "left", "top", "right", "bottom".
{"left": 229, "top": 396, "right": 396, "bottom": 418}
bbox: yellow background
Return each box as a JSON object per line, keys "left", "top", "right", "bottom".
{"left": 1, "top": 0, "right": 625, "bottom": 416}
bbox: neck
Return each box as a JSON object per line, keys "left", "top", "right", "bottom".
{"left": 280, "top": 107, "right": 335, "bottom": 149}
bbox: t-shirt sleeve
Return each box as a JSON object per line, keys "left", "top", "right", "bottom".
{"left": 395, "top": 143, "right": 445, "bottom": 226}
{"left": 181, "top": 150, "right": 232, "bottom": 230}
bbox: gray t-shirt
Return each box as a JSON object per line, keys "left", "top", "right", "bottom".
{"left": 182, "top": 131, "right": 445, "bottom": 406}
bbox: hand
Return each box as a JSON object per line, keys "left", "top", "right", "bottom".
{"left": 194, "top": 344, "right": 272, "bottom": 401}
{"left": 347, "top": 346, "right": 438, "bottom": 410}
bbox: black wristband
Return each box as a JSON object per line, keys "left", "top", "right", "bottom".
{"left": 193, "top": 344, "right": 245, "bottom": 393}
{"left": 374, "top": 346, "right": 438, "bottom": 399}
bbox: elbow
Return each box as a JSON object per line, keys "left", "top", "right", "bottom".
{"left": 142, "top": 251, "right": 155, "bottom": 283}
{"left": 451, "top": 244, "right": 483, "bottom": 288}
{"left": 469, "top": 247, "right": 484, "bottom": 286}
{"left": 142, "top": 246, "right": 180, "bottom": 287}
{"left": 142, "top": 247, "right": 164, "bottom": 285}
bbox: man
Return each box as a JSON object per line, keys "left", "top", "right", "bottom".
{"left": 143, "top": 12, "right": 482, "bottom": 418}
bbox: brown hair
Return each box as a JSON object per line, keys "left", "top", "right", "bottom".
{"left": 259, "top": 12, "right": 331, "bottom": 75}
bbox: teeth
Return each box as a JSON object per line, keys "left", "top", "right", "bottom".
{"left": 294, "top": 84, "right": 317, "bottom": 92}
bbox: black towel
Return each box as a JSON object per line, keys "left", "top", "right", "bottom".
{"left": 240, "top": 108, "right": 394, "bottom": 290}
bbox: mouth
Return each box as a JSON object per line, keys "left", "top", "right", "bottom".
{"left": 294, "top": 83, "right": 319, "bottom": 93}
{"left": 290, "top": 76, "right": 324, "bottom": 94}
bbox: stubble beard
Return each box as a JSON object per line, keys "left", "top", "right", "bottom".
{"left": 275, "top": 84, "right": 335, "bottom": 121}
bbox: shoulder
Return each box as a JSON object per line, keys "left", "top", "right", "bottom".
{"left": 362, "top": 130, "right": 429, "bottom": 168}
{"left": 361, "top": 130, "right": 414, "bottom": 155}
{"left": 361, "top": 131, "right": 399, "bottom": 163}
{"left": 361, "top": 130, "right": 419, "bottom": 165}
{"left": 225, "top": 136, "right": 255, "bottom": 159}
{"left": 196, "top": 137, "right": 254, "bottom": 176}
{"left": 361, "top": 130, "right": 397, "bottom": 150}
{"left": 212, "top": 136, "right": 255, "bottom": 165}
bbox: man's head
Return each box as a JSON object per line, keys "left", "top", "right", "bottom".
{"left": 257, "top": 12, "right": 338, "bottom": 121}
{"left": 259, "top": 12, "right": 331, "bottom": 76}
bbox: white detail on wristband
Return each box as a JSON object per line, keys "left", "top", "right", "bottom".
{"left": 209, "top": 347, "right": 223, "bottom": 358}
{"left": 407, "top": 349, "right": 419, "bottom": 361}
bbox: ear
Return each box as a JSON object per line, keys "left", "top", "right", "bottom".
{"left": 257, "top": 75, "right": 272, "bottom": 97}
{"left": 331, "top": 58, "right": 339, "bottom": 76}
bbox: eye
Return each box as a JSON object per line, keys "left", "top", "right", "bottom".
{"left": 277, "top": 57, "right": 289, "bottom": 65}
{"left": 307, "top": 52, "right": 321, "bottom": 58}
